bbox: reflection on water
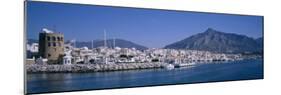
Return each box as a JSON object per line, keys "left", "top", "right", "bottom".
{"left": 27, "top": 59, "right": 263, "bottom": 94}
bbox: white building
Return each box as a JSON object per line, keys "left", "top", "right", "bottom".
{"left": 27, "top": 43, "right": 39, "bottom": 53}
{"left": 63, "top": 55, "right": 72, "bottom": 65}
{"left": 63, "top": 49, "right": 72, "bottom": 65}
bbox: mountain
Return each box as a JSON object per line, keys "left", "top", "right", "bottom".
{"left": 74, "top": 39, "right": 148, "bottom": 50}
{"left": 256, "top": 37, "right": 263, "bottom": 46}
{"left": 28, "top": 39, "right": 148, "bottom": 50}
{"left": 27, "top": 39, "right": 38, "bottom": 44}
{"left": 255, "top": 37, "right": 263, "bottom": 52}
{"left": 164, "top": 28, "right": 262, "bottom": 53}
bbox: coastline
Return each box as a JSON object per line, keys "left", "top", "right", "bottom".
{"left": 26, "top": 63, "right": 167, "bottom": 73}
{"left": 26, "top": 57, "right": 262, "bottom": 73}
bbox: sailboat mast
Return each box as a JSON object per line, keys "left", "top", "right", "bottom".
{"left": 104, "top": 29, "right": 107, "bottom": 64}
{"left": 113, "top": 37, "right": 115, "bottom": 49}
{"left": 91, "top": 40, "right": 93, "bottom": 49}
{"left": 104, "top": 29, "right": 107, "bottom": 48}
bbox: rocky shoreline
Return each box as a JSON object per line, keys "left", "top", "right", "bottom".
{"left": 26, "top": 63, "right": 167, "bottom": 73}
{"left": 26, "top": 58, "right": 260, "bottom": 73}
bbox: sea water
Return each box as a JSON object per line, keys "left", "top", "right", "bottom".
{"left": 27, "top": 59, "right": 263, "bottom": 94}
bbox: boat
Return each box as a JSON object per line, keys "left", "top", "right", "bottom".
{"left": 174, "top": 62, "right": 196, "bottom": 68}
{"left": 165, "top": 64, "right": 175, "bottom": 69}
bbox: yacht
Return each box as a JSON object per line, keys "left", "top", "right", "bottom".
{"left": 174, "top": 62, "right": 196, "bottom": 68}
{"left": 165, "top": 64, "right": 175, "bottom": 70}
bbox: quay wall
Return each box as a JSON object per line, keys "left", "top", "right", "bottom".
{"left": 26, "top": 63, "right": 167, "bottom": 73}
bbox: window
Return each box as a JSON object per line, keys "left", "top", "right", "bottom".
{"left": 57, "top": 37, "right": 60, "bottom": 41}
{"left": 53, "top": 42, "right": 56, "bottom": 47}
{"left": 52, "top": 36, "right": 56, "bottom": 41}
{"left": 47, "top": 36, "right": 50, "bottom": 41}
{"left": 48, "top": 42, "right": 51, "bottom": 47}
{"left": 48, "top": 54, "right": 51, "bottom": 57}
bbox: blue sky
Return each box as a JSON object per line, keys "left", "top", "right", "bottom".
{"left": 26, "top": 1, "right": 263, "bottom": 48}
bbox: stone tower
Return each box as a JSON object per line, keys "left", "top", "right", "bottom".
{"left": 39, "top": 28, "right": 64, "bottom": 64}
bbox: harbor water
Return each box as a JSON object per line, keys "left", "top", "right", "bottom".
{"left": 27, "top": 59, "right": 263, "bottom": 94}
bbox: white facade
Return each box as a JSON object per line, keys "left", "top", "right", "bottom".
{"left": 27, "top": 43, "right": 39, "bottom": 53}
{"left": 63, "top": 55, "right": 72, "bottom": 65}
{"left": 63, "top": 49, "right": 72, "bottom": 65}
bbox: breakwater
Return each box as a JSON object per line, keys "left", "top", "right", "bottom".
{"left": 26, "top": 63, "right": 167, "bottom": 73}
